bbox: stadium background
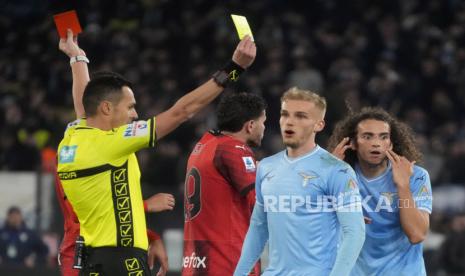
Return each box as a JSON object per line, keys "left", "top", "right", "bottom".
{"left": 1, "top": 0, "right": 465, "bottom": 275}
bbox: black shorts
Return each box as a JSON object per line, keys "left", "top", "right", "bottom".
{"left": 80, "top": 247, "right": 150, "bottom": 276}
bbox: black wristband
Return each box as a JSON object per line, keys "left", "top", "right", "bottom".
{"left": 212, "top": 61, "right": 245, "bottom": 88}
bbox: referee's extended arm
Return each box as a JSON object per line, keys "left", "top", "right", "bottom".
{"left": 155, "top": 35, "right": 256, "bottom": 140}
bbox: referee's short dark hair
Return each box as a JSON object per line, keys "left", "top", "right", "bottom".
{"left": 83, "top": 71, "right": 133, "bottom": 117}
{"left": 216, "top": 92, "right": 267, "bottom": 132}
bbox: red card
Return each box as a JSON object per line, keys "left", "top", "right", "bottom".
{"left": 53, "top": 10, "right": 82, "bottom": 39}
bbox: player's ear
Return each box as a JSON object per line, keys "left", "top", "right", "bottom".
{"left": 349, "top": 137, "right": 357, "bottom": 150}
{"left": 314, "top": 119, "right": 325, "bottom": 132}
{"left": 244, "top": 120, "right": 254, "bottom": 134}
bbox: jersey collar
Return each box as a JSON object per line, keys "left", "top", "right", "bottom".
{"left": 355, "top": 160, "right": 392, "bottom": 182}
{"left": 283, "top": 145, "right": 321, "bottom": 163}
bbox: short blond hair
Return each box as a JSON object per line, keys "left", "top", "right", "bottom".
{"left": 281, "top": 87, "right": 327, "bottom": 113}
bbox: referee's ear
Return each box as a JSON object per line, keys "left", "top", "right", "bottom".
{"left": 100, "top": 101, "right": 113, "bottom": 116}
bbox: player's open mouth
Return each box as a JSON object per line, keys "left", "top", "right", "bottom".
{"left": 284, "top": 130, "right": 295, "bottom": 136}
{"left": 369, "top": 151, "right": 382, "bottom": 156}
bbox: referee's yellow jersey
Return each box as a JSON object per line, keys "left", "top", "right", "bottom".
{"left": 57, "top": 118, "right": 156, "bottom": 250}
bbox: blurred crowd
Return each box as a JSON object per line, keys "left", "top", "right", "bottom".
{"left": 1, "top": 0, "right": 465, "bottom": 274}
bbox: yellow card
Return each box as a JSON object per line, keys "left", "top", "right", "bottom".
{"left": 231, "top": 14, "right": 254, "bottom": 41}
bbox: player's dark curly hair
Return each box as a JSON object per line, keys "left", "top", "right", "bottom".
{"left": 83, "top": 71, "right": 133, "bottom": 117}
{"left": 327, "top": 106, "right": 422, "bottom": 166}
{"left": 217, "top": 92, "right": 267, "bottom": 132}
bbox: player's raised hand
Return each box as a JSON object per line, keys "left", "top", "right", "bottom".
{"left": 332, "top": 137, "right": 353, "bottom": 160}
{"left": 232, "top": 35, "right": 256, "bottom": 69}
{"left": 145, "top": 193, "right": 175, "bottom": 212}
{"left": 386, "top": 149, "right": 415, "bottom": 190}
{"left": 59, "top": 29, "right": 85, "bottom": 58}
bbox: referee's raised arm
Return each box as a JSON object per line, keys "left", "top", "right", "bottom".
{"left": 154, "top": 35, "right": 256, "bottom": 140}
{"left": 59, "top": 29, "right": 89, "bottom": 119}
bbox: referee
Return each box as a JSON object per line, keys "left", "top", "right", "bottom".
{"left": 57, "top": 32, "right": 256, "bottom": 275}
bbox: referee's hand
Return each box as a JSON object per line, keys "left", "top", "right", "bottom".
{"left": 59, "top": 29, "right": 85, "bottom": 58}
{"left": 232, "top": 35, "right": 256, "bottom": 69}
{"left": 145, "top": 193, "right": 175, "bottom": 212}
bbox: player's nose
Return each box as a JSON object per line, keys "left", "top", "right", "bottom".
{"left": 284, "top": 116, "right": 295, "bottom": 126}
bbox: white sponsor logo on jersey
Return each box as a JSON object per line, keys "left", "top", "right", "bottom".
{"left": 123, "top": 121, "right": 148, "bottom": 137}
{"left": 182, "top": 252, "right": 207, "bottom": 269}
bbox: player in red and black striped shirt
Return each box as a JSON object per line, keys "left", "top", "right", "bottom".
{"left": 183, "top": 93, "right": 267, "bottom": 276}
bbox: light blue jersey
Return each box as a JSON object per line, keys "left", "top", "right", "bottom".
{"left": 351, "top": 162, "right": 432, "bottom": 276}
{"left": 235, "top": 146, "right": 365, "bottom": 276}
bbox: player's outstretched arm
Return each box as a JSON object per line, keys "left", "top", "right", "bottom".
{"left": 59, "top": 29, "right": 90, "bottom": 119}
{"left": 155, "top": 35, "right": 256, "bottom": 140}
